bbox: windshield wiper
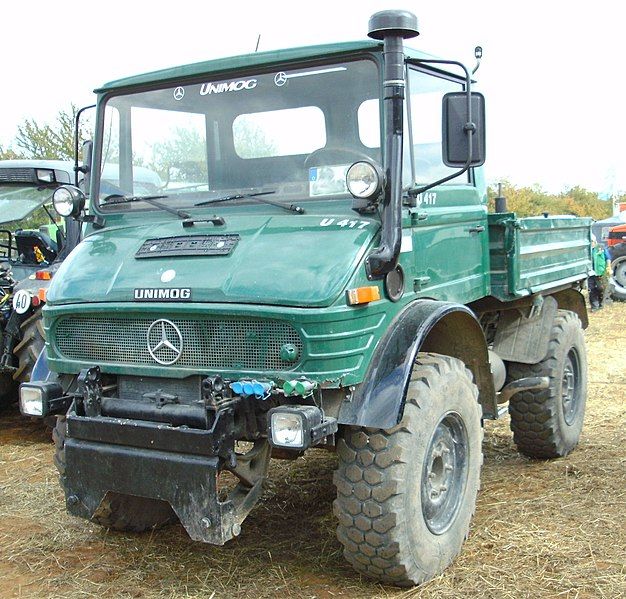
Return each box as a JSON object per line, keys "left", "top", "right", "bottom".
{"left": 194, "top": 191, "right": 305, "bottom": 214}
{"left": 102, "top": 194, "right": 191, "bottom": 220}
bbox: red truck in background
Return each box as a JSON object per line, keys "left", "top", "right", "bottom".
{"left": 592, "top": 203, "right": 626, "bottom": 301}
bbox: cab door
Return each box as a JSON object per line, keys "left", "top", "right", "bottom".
{"left": 405, "top": 67, "right": 489, "bottom": 303}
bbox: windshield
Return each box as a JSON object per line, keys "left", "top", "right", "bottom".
{"left": 0, "top": 185, "right": 53, "bottom": 225}
{"left": 96, "top": 59, "right": 380, "bottom": 212}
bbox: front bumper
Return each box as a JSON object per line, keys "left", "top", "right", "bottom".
{"left": 63, "top": 403, "right": 264, "bottom": 545}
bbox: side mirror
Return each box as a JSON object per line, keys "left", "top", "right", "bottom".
{"left": 80, "top": 140, "right": 93, "bottom": 194}
{"left": 82, "top": 140, "right": 93, "bottom": 174}
{"left": 442, "top": 92, "right": 486, "bottom": 167}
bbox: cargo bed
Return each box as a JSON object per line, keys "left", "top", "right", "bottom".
{"left": 488, "top": 213, "right": 592, "bottom": 301}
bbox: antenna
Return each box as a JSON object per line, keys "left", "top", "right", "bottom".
{"left": 255, "top": 34, "right": 261, "bottom": 52}
{"left": 472, "top": 45, "right": 482, "bottom": 75}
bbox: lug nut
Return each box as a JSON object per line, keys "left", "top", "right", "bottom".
{"left": 201, "top": 517, "right": 212, "bottom": 529}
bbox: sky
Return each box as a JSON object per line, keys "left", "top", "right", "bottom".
{"left": 2, "top": 0, "right": 625, "bottom": 195}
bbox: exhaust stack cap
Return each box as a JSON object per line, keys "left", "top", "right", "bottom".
{"left": 368, "top": 10, "right": 419, "bottom": 40}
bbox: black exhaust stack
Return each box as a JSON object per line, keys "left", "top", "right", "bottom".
{"left": 366, "top": 10, "right": 419, "bottom": 279}
{"left": 494, "top": 182, "right": 507, "bottom": 213}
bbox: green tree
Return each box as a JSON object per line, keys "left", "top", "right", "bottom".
{"left": 0, "top": 144, "right": 22, "bottom": 160}
{"left": 11, "top": 105, "right": 91, "bottom": 161}
{"left": 488, "top": 182, "right": 612, "bottom": 220}
{"left": 149, "top": 122, "right": 276, "bottom": 185}
{"left": 151, "top": 127, "right": 207, "bottom": 183}
{"left": 232, "top": 120, "right": 277, "bottom": 159}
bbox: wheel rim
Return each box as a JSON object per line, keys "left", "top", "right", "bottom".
{"left": 421, "top": 412, "right": 468, "bottom": 535}
{"left": 562, "top": 348, "right": 581, "bottom": 425}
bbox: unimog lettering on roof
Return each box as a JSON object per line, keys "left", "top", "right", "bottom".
{"left": 199, "top": 79, "right": 258, "bottom": 95}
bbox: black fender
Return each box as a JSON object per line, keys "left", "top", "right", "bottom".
{"left": 337, "top": 299, "right": 496, "bottom": 429}
{"left": 31, "top": 347, "right": 53, "bottom": 382}
{"left": 552, "top": 288, "right": 588, "bottom": 329}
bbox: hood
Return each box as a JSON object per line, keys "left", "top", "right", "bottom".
{"left": 47, "top": 213, "right": 379, "bottom": 308}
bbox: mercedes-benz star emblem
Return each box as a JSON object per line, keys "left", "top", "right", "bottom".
{"left": 147, "top": 319, "right": 183, "bottom": 365}
{"left": 274, "top": 72, "right": 287, "bottom": 87}
{"left": 173, "top": 86, "right": 185, "bottom": 101}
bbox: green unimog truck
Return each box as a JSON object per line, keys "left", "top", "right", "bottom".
{"left": 21, "top": 11, "right": 593, "bottom": 586}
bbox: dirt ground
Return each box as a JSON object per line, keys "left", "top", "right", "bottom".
{"left": 0, "top": 304, "right": 624, "bottom": 599}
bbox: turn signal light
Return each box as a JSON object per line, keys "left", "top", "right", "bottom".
{"left": 346, "top": 285, "right": 381, "bottom": 306}
{"left": 37, "top": 288, "right": 47, "bottom": 303}
{"left": 35, "top": 270, "right": 52, "bottom": 280}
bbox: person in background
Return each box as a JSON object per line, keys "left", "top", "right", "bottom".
{"left": 588, "top": 234, "right": 612, "bottom": 311}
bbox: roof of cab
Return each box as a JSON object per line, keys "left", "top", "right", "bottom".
{"left": 96, "top": 40, "right": 437, "bottom": 93}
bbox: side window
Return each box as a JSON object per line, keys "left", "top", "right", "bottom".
{"left": 359, "top": 98, "right": 411, "bottom": 188}
{"left": 100, "top": 105, "right": 207, "bottom": 196}
{"left": 406, "top": 68, "right": 465, "bottom": 185}
{"left": 233, "top": 107, "right": 326, "bottom": 158}
{"left": 357, "top": 99, "right": 380, "bottom": 148}
{"left": 131, "top": 107, "right": 207, "bottom": 191}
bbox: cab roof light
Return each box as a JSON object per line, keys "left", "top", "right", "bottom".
{"left": 346, "top": 285, "right": 381, "bottom": 306}
{"left": 36, "top": 169, "right": 55, "bottom": 184}
{"left": 35, "top": 270, "right": 52, "bottom": 280}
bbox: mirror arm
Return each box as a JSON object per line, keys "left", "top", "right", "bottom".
{"left": 80, "top": 214, "right": 106, "bottom": 229}
{"left": 73, "top": 104, "right": 96, "bottom": 186}
{"left": 407, "top": 58, "right": 474, "bottom": 197}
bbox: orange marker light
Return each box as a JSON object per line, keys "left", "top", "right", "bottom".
{"left": 37, "top": 288, "right": 47, "bottom": 303}
{"left": 35, "top": 270, "right": 52, "bottom": 280}
{"left": 346, "top": 286, "right": 381, "bottom": 306}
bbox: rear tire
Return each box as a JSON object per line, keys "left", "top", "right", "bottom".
{"left": 609, "top": 243, "right": 626, "bottom": 301}
{"left": 333, "top": 353, "right": 483, "bottom": 586}
{"left": 52, "top": 416, "right": 176, "bottom": 532}
{"left": 0, "top": 373, "right": 17, "bottom": 409}
{"left": 507, "top": 310, "right": 587, "bottom": 459}
{"left": 12, "top": 308, "right": 45, "bottom": 384}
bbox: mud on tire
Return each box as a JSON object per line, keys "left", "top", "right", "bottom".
{"left": 12, "top": 308, "right": 45, "bottom": 384}
{"left": 507, "top": 310, "right": 587, "bottom": 459}
{"left": 609, "top": 243, "right": 626, "bottom": 302}
{"left": 333, "top": 353, "right": 483, "bottom": 587}
{"left": 53, "top": 416, "right": 176, "bottom": 532}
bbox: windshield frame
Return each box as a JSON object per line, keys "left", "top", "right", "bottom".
{"left": 90, "top": 51, "right": 384, "bottom": 217}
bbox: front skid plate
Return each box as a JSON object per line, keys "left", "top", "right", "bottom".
{"left": 65, "top": 438, "right": 238, "bottom": 544}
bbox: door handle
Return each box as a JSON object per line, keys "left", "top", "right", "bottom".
{"left": 469, "top": 225, "right": 485, "bottom": 233}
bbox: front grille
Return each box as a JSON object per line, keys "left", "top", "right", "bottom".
{"left": 54, "top": 316, "right": 303, "bottom": 371}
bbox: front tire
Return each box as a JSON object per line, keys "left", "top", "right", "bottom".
{"left": 507, "top": 310, "right": 587, "bottom": 459}
{"left": 333, "top": 353, "right": 483, "bottom": 586}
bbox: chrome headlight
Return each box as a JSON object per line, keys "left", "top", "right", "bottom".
{"left": 52, "top": 185, "right": 85, "bottom": 218}
{"left": 19, "top": 382, "right": 67, "bottom": 417}
{"left": 268, "top": 405, "right": 338, "bottom": 450}
{"left": 346, "top": 161, "right": 383, "bottom": 199}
